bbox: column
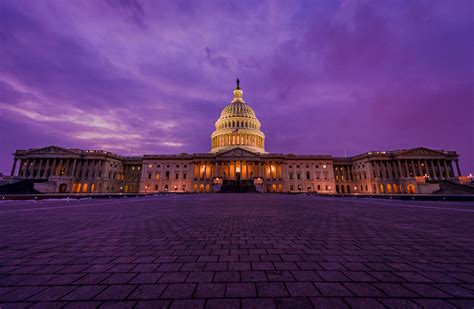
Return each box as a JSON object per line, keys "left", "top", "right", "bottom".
{"left": 455, "top": 160, "right": 461, "bottom": 177}
{"left": 388, "top": 162, "right": 393, "bottom": 179}
{"left": 203, "top": 162, "right": 207, "bottom": 180}
{"left": 71, "top": 159, "right": 77, "bottom": 177}
{"left": 430, "top": 160, "right": 437, "bottom": 179}
{"left": 436, "top": 160, "right": 442, "bottom": 179}
{"left": 51, "top": 159, "right": 57, "bottom": 177}
{"left": 397, "top": 160, "right": 403, "bottom": 178}
{"left": 404, "top": 160, "right": 409, "bottom": 178}
{"left": 43, "top": 159, "right": 50, "bottom": 178}
{"left": 443, "top": 160, "right": 449, "bottom": 179}
{"left": 36, "top": 159, "right": 43, "bottom": 178}
{"left": 449, "top": 161, "right": 455, "bottom": 177}
{"left": 25, "top": 159, "right": 30, "bottom": 178}
{"left": 29, "top": 159, "right": 36, "bottom": 178}
{"left": 10, "top": 159, "right": 17, "bottom": 176}
{"left": 67, "top": 159, "right": 72, "bottom": 176}
{"left": 424, "top": 159, "right": 429, "bottom": 176}
{"left": 417, "top": 159, "right": 423, "bottom": 176}
{"left": 233, "top": 161, "right": 236, "bottom": 180}
{"left": 409, "top": 160, "right": 414, "bottom": 176}
{"left": 215, "top": 161, "right": 218, "bottom": 178}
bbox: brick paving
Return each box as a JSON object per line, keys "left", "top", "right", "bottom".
{"left": 0, "top": 194, "right": 473, "bottom": 308}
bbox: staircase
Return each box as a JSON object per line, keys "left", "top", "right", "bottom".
{"left": 0, "top": 179, "right": 47, "bottom": 194}
{"left": 434, "top": 180, "right": 474, "bottom": 195}
{"left": 219, "top": 180, "right": 257, "bottom": 193}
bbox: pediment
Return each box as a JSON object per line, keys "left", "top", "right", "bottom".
{"left": 396, "top": 147, "right": 443, "bottom": 157}
{"left": 216, "top": 147, "right": 259, "bottom": 158}
{"left": 28, "top": 146, "right": 75, "bottom": 155}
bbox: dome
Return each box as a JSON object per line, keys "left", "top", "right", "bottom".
{"left": 210, "top": 79, "right": 266, "bottom": 153}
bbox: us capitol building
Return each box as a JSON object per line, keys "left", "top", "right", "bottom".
{"left": 6, "top": 80, "right": 467, "bottom": 195}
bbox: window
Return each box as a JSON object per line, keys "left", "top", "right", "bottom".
{"left": 183, "top": 173, "right": 187, "bottom": 180}
{"left": 297, "top": 174, "right": 301, "bottom": 179}
{"left": 157, "top": 164, "right": 160, "bottom": 168}
{"left": 306, "top": 171, "right": 310, "bottom": 180}
{"left": 296, "top": 165, "right": 300, "bottom": 168}
{"left": 148, "top": 173, "right": 152, "bottom": 179}
{"left": 165, "top": 171, "right": 170, "bottom": 179}
{"left": 289, "top": 165, "right": 292, "bottom": 168}
{"left": 176, "top": 165, "right": 180, "bottom": 168}
{"left": 316, "top": 165, "right": 319, "bottom": 168}
{"left": 175, "top": 173, "right": 179, "bottom": 179}
{"left": 289, "top": 173, "right": 293, "bottom": 179}
{"left": 155, "top": 184, "right": 158, "bottom": 191}
{"left": 184, "top": 165, "right": 187, "bottom": 168}
{"left": 298, "top": 185, "right": 302, "bottom": 191}
{"left": 290, "top": 185, "right": 294, "bottom": 191}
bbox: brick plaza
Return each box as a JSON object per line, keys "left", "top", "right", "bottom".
{"left": 0, "top": 194, "right": 473, "bottom": 308}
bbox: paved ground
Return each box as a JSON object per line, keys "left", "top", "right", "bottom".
{"left": 0, "top": 194, "right": 473, "bottom": 309}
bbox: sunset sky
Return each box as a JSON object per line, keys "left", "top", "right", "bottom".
{"left": 1, "top": 0, "right": 473, "bottom": 174}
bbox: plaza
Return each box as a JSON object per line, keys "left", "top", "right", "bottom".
{"left": 0, "top": 194, "right": 473, "bottom": 308}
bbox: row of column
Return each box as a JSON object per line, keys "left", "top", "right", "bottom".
{"left": 212, "top": 134, "right": 264, "bottom": 149}
{"left": 193, "top": 161, "right": 283, "bottom": 181}
{"left": 372, "top": 159, "right": 460, "bottom": 179}
{"left": 12, "top": 158, "right": 107, "bottom": 179}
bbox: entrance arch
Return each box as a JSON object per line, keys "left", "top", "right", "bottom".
{"left": 407, "top": 184, "right": 416, "bottom": 194}
{"left": 59, "top": 183, "right": 67, "bottom": 193}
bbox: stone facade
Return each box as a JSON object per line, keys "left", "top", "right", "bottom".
{"left": 7, "top": 82, "right": 463, "bottom": 194}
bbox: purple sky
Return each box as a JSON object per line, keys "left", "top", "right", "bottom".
{"left": 1, "top": 0, "right": 473, "bottom": 175}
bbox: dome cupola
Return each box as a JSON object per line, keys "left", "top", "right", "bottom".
{"left": 211, "top": 79, "right": 266, "bottom": 153}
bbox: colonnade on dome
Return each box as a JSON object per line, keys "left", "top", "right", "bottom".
{"left": 211, "top": 133, "right": 264, "bottom": 149}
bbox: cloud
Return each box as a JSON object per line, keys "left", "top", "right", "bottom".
{"left": 0, "top": 0, "right": 472, "bottom": 175}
